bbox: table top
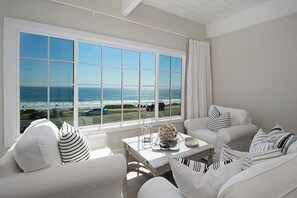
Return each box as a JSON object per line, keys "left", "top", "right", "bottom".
{"left": 122, "top": 132, "right": 214, "bottom": 168}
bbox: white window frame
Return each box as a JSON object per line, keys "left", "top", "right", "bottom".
{"left": 3, "top": 17, "right": 186, "bottom": 147}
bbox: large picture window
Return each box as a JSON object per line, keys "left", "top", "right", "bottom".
{"left": 4, "top": 17, "right": 185, "bottom": 145}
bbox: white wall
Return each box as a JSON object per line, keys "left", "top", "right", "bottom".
{"left": 0, "top": 0, "right": 205, "bottom": 155}
{"left": 210, "top": 13, "right": 297, "bottom": 132}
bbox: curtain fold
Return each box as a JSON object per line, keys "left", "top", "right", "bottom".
{"left": 185, "top": 39, "right": 212, "bottom": 119}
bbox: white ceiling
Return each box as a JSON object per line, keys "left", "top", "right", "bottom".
{"left": 141, "top": 0, "right": 273, "bottom": 25}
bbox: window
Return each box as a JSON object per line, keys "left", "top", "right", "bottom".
{"left": 4, "top": 17, "right": 185, "bottom": 146}
{"left": 20, "top": 33, "right": 74, "bottom": 133}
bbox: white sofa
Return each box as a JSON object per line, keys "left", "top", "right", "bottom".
{"left": 138, "top": 152, "right": 297, "bottom": 198}
{"left": 184, "top": 105, "right": 258, "bottom": 161}
{"left": 0, "top": 120, "right": 127, "bottom": 198}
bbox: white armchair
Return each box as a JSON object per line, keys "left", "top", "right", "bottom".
{"left": 184, "top": 105, "right": 258, "bottom": 161}
{"left": 0, "top": 120, "right": 127, "bottom": 198}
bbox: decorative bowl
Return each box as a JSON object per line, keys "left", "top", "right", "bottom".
{"left": 158, "top": 123, "right": 178, "bottom": 141}
{"left": 185, "top": 137, "right": 199, "bottom": 148}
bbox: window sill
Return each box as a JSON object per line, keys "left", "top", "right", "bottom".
{"left": 79, "top": 116, "right": 184, "bottom": 134}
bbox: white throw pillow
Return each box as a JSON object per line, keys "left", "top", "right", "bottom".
{"left": 13, "top": 119, "right": 62, "bottom": 172}
{"left": 169, "top": 157, "right": 243, "bottom": 198}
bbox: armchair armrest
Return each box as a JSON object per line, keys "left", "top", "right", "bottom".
{"left": 85, "top": 133, "right": 108, "bottom": 151}
{"left": 217, "top": 124, "right": 258, "bottom": 149}
{"left": 0, "top": 154, "right": 127, "bottom": 198}
{"left": 184, "top": 117, "right": 209, "bottom": 133}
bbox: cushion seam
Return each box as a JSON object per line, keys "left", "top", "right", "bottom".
{"left": 37, "top": 124, "right": 48, "bottom": 168}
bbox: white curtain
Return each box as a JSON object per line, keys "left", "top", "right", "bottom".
{"left": 186, "top": 39, "right": 212, "bottom": 119}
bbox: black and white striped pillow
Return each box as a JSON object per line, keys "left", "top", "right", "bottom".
{"left": 60, "top": 121, "right": 79, "bottom": 134}
{"left": 248, "top": 149, "right": 282, "bottom": 164}
{"left": 269, "top": 125, "right": 297, "bottom": 154}
{"left": 208, "top": 106, "right": 231, "bottom": 132}
{"left": 209, "top": 106, "right": 220, "bottom": 119}
{"left": 220, "top": 144, "right": 252, "bottom": 169}
{"left": 177, "top": 158, "right": 235, "bottom": 174}
{"left": 58, "top": 122, "right": 90, "bottom": 163}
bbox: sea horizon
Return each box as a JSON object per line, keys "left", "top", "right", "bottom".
{"left": 20, "top": 86, "right": 181, "bottom": 108}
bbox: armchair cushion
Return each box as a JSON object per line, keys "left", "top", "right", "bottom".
{"left": 13, "top": 119, "right": 62, "bottom": 172}
{"left": 190, "top": 129, "right": 218, "bottom": 146}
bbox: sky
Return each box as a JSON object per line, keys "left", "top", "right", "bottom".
{"left": 20, "top": 32, "right": 182, "bottom": 87}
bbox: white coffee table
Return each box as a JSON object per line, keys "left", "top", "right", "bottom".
{"left": 122, "top": 132, "right": 215, "bottom": 176}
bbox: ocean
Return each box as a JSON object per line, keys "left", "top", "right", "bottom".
{"left": 20, "top": 86, "right": 181, "bottom": 108}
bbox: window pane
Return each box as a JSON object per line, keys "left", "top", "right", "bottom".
{"left": 20, "top": 33, "right": 48, "bottom": 59}
{"left": 141, "top": 105, "right": 155, "bottom": 119}
{"left": 79, "top": 86, "right": 101, "bottom": 105}
{"left": 79, "top": 42, "right": 101, "bottom": 64}
{"left": 123, "top": 87, "right": 139, "bottom": 103}
{"left": 140, "top": 87, "right": 154, "bottom": 103}
{"left": 102, "top": 67, "right": 121, "bottom": 85}
{"left": 140, "top": 53, "right": 155, "bottom": 69}
{"left": 20, "top": 108, "right": 47, "bottom": 133}
{"left": 79, "top": 106, "right": 102, "bottom": 126}
{"left": 159, "top": 55, "right": 170, "bottom": 71}
{"left": 171, "top": 100, "right": 181, "bottom": 116}
{"left": 20, "top": 86, "right": 47, "bottom": 108}
{"left": 171, "top": 57, "right": 182, "bottom": 72}
{"left": 159, "top": 103, "right": 170, "bottom": 118}
{"left": 20, "top": 59, "right": 47, "bottom": 83}
{"left": 103, "top": 103, "right": 121, "bottom": 124}
{"left": 50, "top": 107, "right": 74, "bottom": 128}
{"left": 159, "top": 87, "right": 170, "bottom": 102}
{"left": 103, "top": 87, "right": 121, "bottom": 102}
{"left": 124, "top": 50, "right": 139, "bottom": 68}
{"left": 171, "top": 73, "right": 182, "bottom": 87}
{"left": 50, "top": 37, "right": 74, "bottom": 61}
{"left": 159, "top": 72, "right": 170, "bottom": 87}
{"left": 123, "top": 69, "right": 139, "bottom": 85}
{"left": 172, "top": 87, "right": 182, "bottom": 101}
{"left": 50, "top": 62, "right": 73, "bottom": 84}
{"left": 123, "top": 103, "right": 139, "bottom": 121}
{"left": 141, "top": 70, "right": 155, "bottom": 86}
{"left": 78, "top": 64, "right": 101, "bottom": 84}
{"left": 103, "top": 47, "right": 121, "bottom": 67}
{"left": 50, "top": 86, "right": 73, "bottom": 107}
{"left": 159, "top": 88, "right": 170, "bottom": 118}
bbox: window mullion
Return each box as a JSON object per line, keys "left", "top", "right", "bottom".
{"left": 47, "top": 37, "right": 50, "bottom": 120}
{"left": 101, "top": 47, "right": 103, "bottom": 125}
{"left": 121, "top": 49, "right": 124, "bottom": 123}
{"left": 155, "top": 54, "right": 159, "bottom": 121}
{"left": 73, "top": 40, "right": 78, "bottom": 128}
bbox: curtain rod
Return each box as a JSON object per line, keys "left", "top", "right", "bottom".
{"left": 48, "top": 0, "right": 202, "bottom": 41}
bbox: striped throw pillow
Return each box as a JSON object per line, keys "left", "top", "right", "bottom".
{"left": 249, "top": 149, "right": 282, "bottom": 164}
{"left": 220, "top": 144, "right": 252, "bottom": 169}
{"left": 58, "top": 122, "right": 91, "bottom": 163}
{"left": 269, "top": 125, "right": 297, "bottom": 154}
{"left": 60, "top": 121, "right": 79, "bottom": 134}
{"left": 177, "top": 158, "right": 235, "bottom": 174}
{"left": 247, "top": 128, "right": 283, "bottom": 163}
{"left": 208, "top": 106, "right": 231, "bottom": 132}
